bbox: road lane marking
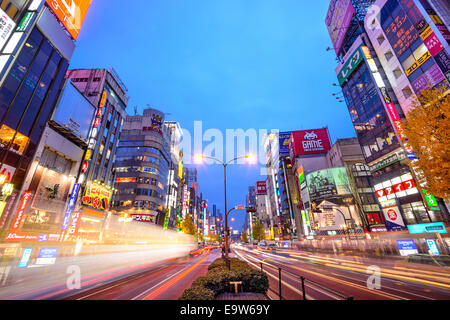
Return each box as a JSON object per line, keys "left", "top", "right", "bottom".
{"left": 140, "top": 256, "right": 208, "bottom": 300}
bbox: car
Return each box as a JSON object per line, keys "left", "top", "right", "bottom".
{"left": 405, "top": 254, "right": 450, "bottom": 267}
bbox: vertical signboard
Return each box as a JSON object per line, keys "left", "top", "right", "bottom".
{"left": 61, "top": 184, "right": 80, "bottom": 230}
{"left": 11, "top": 191, "right": 32, "bottom": 231}
{"left": 426, "top": 239, "right": 440, "bottom": 255}
{"left": 0, "top": 8, "right": 16, "bottom": 51}
{"left": 18, "top": 248, "right": 33, "bottom": 268}
{"left": 382, "top": 204, "right": 407, "bottom": 231}
{"left": 278, "top": 132, "right": 292, "bottom": 157}
{"left": 256, "top": 181, "right": 267, "bottom": 195}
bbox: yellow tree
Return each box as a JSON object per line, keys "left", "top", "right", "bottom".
{"left": 182, "top": 214, "right": 197, "bottom": 235}
{"left": 252, "top": 220, "right": 266, "bottom": 242}
{"left": 403, "top": 84, "right": 450, "bottom": 200}
{"left": 240, "top": 231, "right": 249, "bottom": 243}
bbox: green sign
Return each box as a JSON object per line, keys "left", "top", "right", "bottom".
{"left": 17, "top": 12, "right": 34, "bottom": 32}
{"left": 163, "top": 209, "right": 170, "bottom": 230}
{"left": 337, "top": 45, "right": 364, "bottom": 85}
{"left": 423, "top": 191, "right": 439, "bottom": 210}
{"left": 301, "top": 210, "right": 310, "bottom": 226}
{"left": 370, "top": 153, "right": 405, "bottom": 172}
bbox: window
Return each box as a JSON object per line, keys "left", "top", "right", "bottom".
{"left": 393, "top": 67, "right": 402, "bottom": 79}
{"left": 402, "top": 86, "right": 413, "bottom": 99}
{"left": 384, "top": 50, "right": 394, "bottom": 61}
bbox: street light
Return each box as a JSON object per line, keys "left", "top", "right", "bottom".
{"left": 195, "top": 154, "right": 255, "bottom": 261}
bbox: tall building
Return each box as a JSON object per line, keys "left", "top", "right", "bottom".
{"left": 66, "top": 68, "right": 128, "bottom": 237}
{"left": 113, "top": 108, "right": 170, "bottom": 226}
{"left": 326, "top": 0, "right": 449, "bottom": 232}
{"left": 0, "top": 0, "right": 93, "bottom": 237}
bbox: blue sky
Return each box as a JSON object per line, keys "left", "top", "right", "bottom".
{"left": 70, "top": 0, "right": 357, "bottom": 232}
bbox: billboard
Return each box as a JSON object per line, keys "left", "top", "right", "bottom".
{"left": 46, "top": 0, "right": 92, "bottom": 40}
{"left": 278, "top": 132, "right": 291, "bottom": 157}
{"left": 289, "top": 128, "right": 331, "bottom": 158}
{"left": 52, "top": 81, "right": 96, "bottom": 140}
{"left": 325, "top": 0, "right": 356, "bottom": 55}
{"left": 397, "top": 239, "right": 419, "bottom": 256}
{"left": 0, "top": 8, "right": 16, "bottom": 51}
{"left": 256, "top": 181, "right": 267, "bottom": 195}
{"left": 306, "top": 167, "right": 351, "bottom": 201}
{"left": 82, "top": 181, "right": 112, "bottom": 211}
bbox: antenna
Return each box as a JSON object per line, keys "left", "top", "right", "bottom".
{"left": 134, "top": 106, "right": 137, "bottom": 115}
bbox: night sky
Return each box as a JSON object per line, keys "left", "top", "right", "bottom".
{"left": 70, "top": 0, "right": 357, "bottom": 231}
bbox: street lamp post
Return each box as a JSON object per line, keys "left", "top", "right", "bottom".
{"left": 195, "top": 154, "right": 254, "bottom": 261}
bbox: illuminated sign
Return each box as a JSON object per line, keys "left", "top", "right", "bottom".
{"left": 382, "top": 205, "right": 407, "bottom": 231}
{"left": 290, "top": 128, "right": 331, "bottom": 157}
{"left": 423, "top": 191, "right": 439, "bottom": 209}
{"left": 11, "top": 191, "right": 32, "bottom": 230}
{"left": 19, "top": 248, "right": 33, "bottom": 268}
{"left": 115, "top": 177, "right": 136, "bottom": 183}
{"left": 1, "top": 183, "right": 14, "bottom": 197}
{"left": 61, "top": 184, "right": 80, "bottom": 230}
{"left": 405, "top": 51, "right": 431, "bottom": 76}
{"left": 397, "top": 239, "right": 419, "bottom": 256}
{"left": 408, "top": 222, "right": 446, "bottom": 234}
{"left": 5, "top": 231, "right": 40, "bottom": 242}
{"left": 426, "top": 239, "right": 440, "bottom": 255}
{"left": 278, "top": 132, "right": 292, "bottom": 157}
{"left": 82, "top": 181, "right": 112, "bottom": 211}
{"left": 297, "top": 166, "right": 305, "bottom": 185}
{"left": 36, "top": 247, "right": 58, "bottom": 265}
{"left": 337, "top": 45, "right": 364, "bottom": 85}
{"left": 45, "top": 0, "right": 92, "bottom": 40}
{"left": 132, "top": 214, "right": 156, "bottom": 223}
{"left": 256, "top": 181, "right": 267, "bottom": 195}
{"left": 99, "top": 90, "right": 107, "bottom": 108}
{"left": 81, "top": 161, "right": 88, "bottom": 173}
{"left": 68, "top": 211, "right": 83, "bottom": 235}
{"left": 375, "top": 173, "right": 418, "bottom": 202}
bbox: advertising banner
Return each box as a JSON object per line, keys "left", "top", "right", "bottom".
{"left": 11, "top": 191, "right": 32, "bottom": 231}
{"left": 337, "top": 45, "right": 364, "bottom": 85}
{"left": 61, "top": 184, "right": 80, "bottom": 231}
{"left": 397, "top": 239, "right": 419, "bottom": 256}
{"left": 289, "top": 128, "right": 331, "bottom": 157}
{"left": 306, "top": 167, "right": 351, "bottom": 201}
{"left": 0, "top": 8, "right": 15, "bottom": 51}
{"left": 256, "top": 181, "right": 267, "bottom": 195}
{"left": 5, "top": 231, "right": 40, "bottom": 242}
{"left": 45, "top": 0, "right": 92, "bottom": 40}
{"left": 278, "top": 132, "right": 291, "bottom": 157}
{"left": 382, "top": 205, "right": 407, "bottom": 231}
{"left": 426, "top": 239, "right": 440, "bottom": 255}
{"left": 82, "top": 181, "right": 112, "bottom": 211}
{"left": 36, "top": 247, "right": 58, "bottom": 265}
{"left": 408, "top": 222, "right": 447, "bottom": 234}
{"left": 18, "top": 248, "right": 33, "bottom": 268}
{"left": 315, "top": 200, "right": 347, "bottom": 231}
{"left": 325, "top": 0, "right": 355, "bottom": 55}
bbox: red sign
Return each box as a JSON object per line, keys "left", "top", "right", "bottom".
{"left": 387, "top": 209, "right": 398, "bottom": 221}
{"left": 4, "top": 231, "right": 40, "bottom": 242}
{"left": 11, "top": 191, "right": 32, "bottom": 231}
{"left": 68, "top": 211, "right": 83, "bottom": 235}
{"left": 256, "top": 181, "right": 267, "bottom": 195}
{"left": 289, "top": 128, "right": 331, "bottom": 157}
{"left": 115, "top": 177, "right": 136, "bottom": 183}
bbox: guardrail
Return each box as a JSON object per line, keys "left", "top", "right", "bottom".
{"left": 258, "top": 260, "right": 353, "bottom": 301}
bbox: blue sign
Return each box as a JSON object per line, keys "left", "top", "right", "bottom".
{"left": 19, "top": 248, "right": 33, "bottom": 268}
{"left": 36, "top": 247, "right": 58, "bottom": 265}
{"left": 426, "top": 239, "right": 440, "bottom": 256}
{"left": 62, "top": 184, "right": 80, "bottom": 231}
{"left": 38, "top": 234, "right": 48, "bottom": 242}
{"left": 279, "top": 132, "right": 291, "bottom": 157}
{"left": 407, "top": 222, "right": 447, "bottom": 234}
{"left": 396, "top": 239, "right": 419, "bottom": 256}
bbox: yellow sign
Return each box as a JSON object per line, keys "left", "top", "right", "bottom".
{"left": 420, "top": 26, "right": 433, "bottom": 41}
{"left": 82, "top": 181, "right": 112, "bottom": 211}
{"left": 405, "top": 51, "right": 431, "bottom": 76}
{"left": 85, "top": 149, "right": 92, "bottom": 161}
{"left": 99, "top": 90, "right": 107, "bottom": 108}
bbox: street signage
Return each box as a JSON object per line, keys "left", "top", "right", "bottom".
{"left": 36, "top": 247, "right": 58, "bottom": 265}
{"left": 234, "top": 205, "right": 246, "bottom": 210}
{"left": 396, "top": 239, "right": 419, "bottom": 256}
{"left": 18, "top": 248, "right": 33, "bottom": 268}
{"left": 426, "top": 239, "right": 440, "bottom": 256}
{"left": 407, "top": 222, "right": 447, "bottom": 234}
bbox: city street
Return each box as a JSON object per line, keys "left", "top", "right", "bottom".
{"left": 232, "top": 244, "right": 450, "bottom": 300}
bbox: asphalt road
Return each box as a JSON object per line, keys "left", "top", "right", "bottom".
{"left": 232, "top": 244, "right": 450, "bottom": 300}
{"left": 61, "top": 247, "right": 221, "bottom": 300}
